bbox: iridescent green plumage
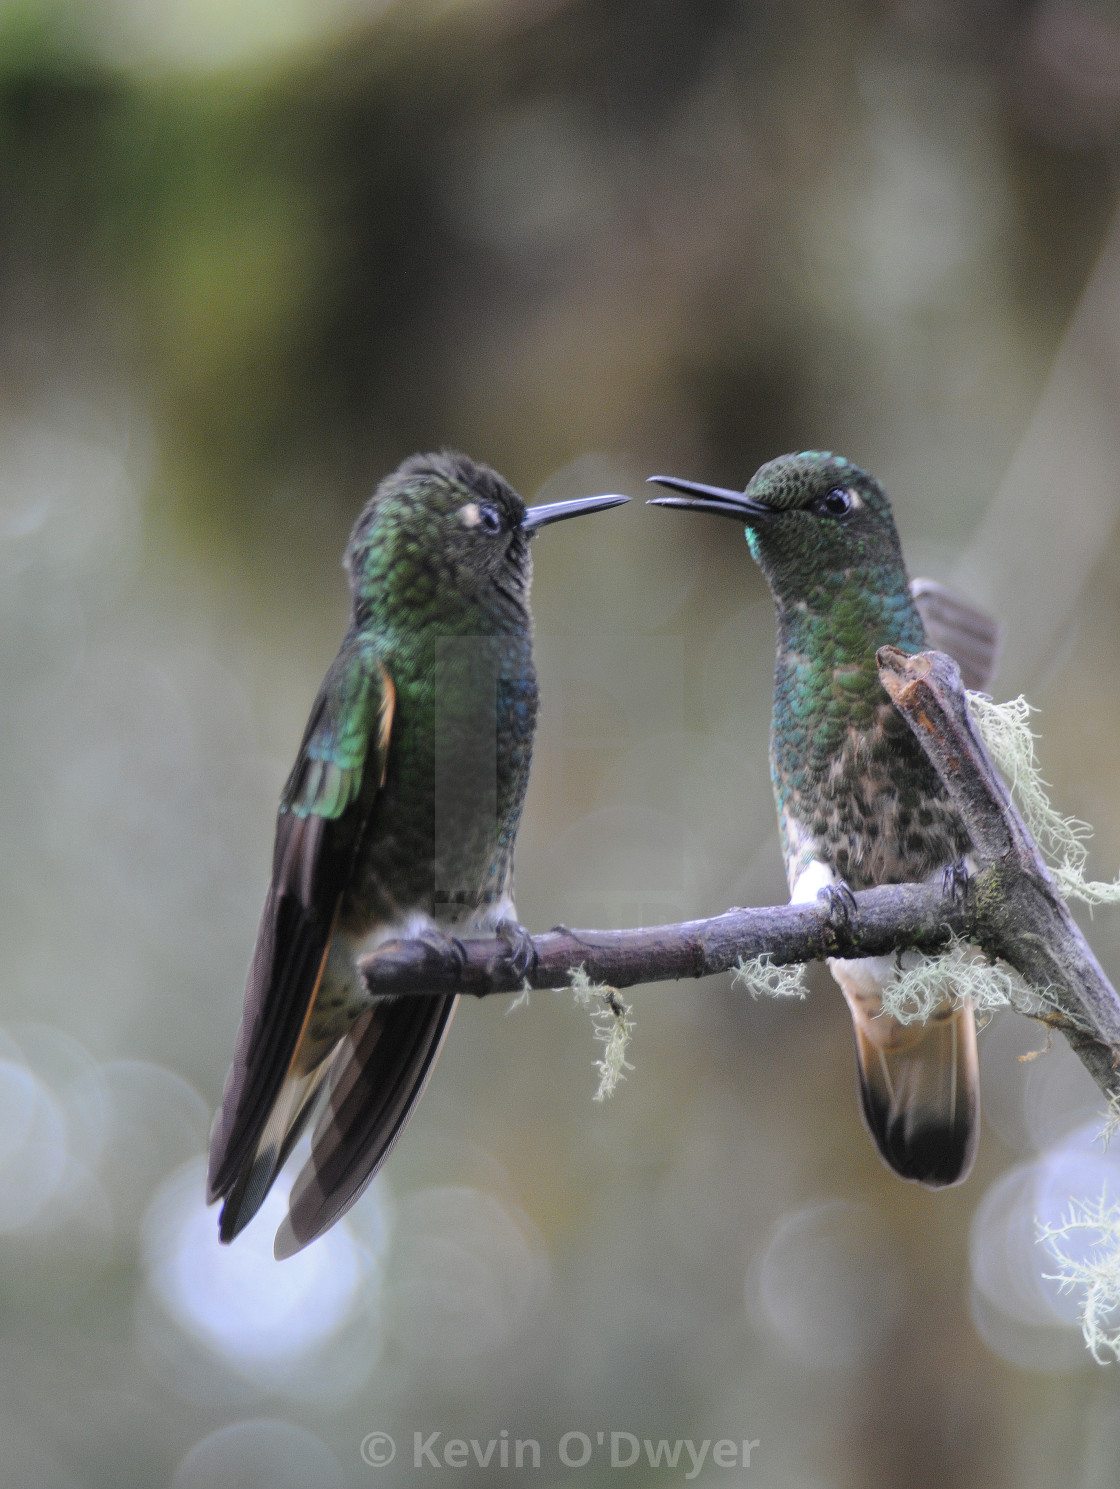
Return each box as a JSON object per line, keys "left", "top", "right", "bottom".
{"left": 283, "top": 633, "right": 386, "bottom": 821}
{"left": 748, "top": 453, "right": 972, "bottom": 897}
{"left": 650, "top": 451, "right": 997, "bottom": 1188}
{"left": 208, "top": 451, "right": 626, "bottom": 1256}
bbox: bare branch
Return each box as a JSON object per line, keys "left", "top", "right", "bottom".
{"left": 359, "top": 879, "right": 968, "bottom": 997}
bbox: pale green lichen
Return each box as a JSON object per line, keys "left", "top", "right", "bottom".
{"left": 505, "top": 980, "right": 532, "bottom": 1014}
{"left": 1039, "top": 1195, "right": 1120, "bottom": 1363}
{"left": 967, "top": 691, "right": 1120, "bottom": 907}
{"left": 877, "top": 939, "right": 1023, "bottom": 1026}
{"left": 569, "top": 966, "right": 634, "bottom": 1101}
{"left": 1100, "top": 1093, "right": 1120, "bottom": 1150}
{"left": 732, "top": 953, "right": 806, "bottom": 1000}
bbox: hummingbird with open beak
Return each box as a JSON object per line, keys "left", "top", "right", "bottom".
{"left": 649, "top": 451, "right": 999, "bottom": 1187}
{"left": 208, "top": 450, "right": 627, "bottom": 1255}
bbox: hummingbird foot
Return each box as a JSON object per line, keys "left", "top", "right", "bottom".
{"left": 416, "top": 928, "right": 469, "bottom": 981}
{"left": 496, "top": 919, "right": 538, "bottom": 981}
{"left": 942, "top": 859, "right": 971, "bottom": 904}
{"left": 818, "top": 880, "right": 858, "bottom": 926}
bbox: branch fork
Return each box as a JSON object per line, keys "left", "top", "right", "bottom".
{"left": 359, "top": 649, "right": 1120, "bottom": 1105}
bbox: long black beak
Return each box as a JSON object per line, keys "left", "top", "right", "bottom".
{"left": 645, "top": 475, "right": 773, "bottom": 522}
{"left": 520, "top": 492, "right": 629, "bottom": 532}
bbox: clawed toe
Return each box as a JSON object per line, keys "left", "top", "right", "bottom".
{"left": 818, "top": 880, "right": 858, "bottom": 924}
{"left": 942, "top": 860, "right": 970, "bottom": 904}
{"left": 419, "top": 929, "right": 468, "bottom": 978}
{"left": 497, "top": 919, "right": 538, "bottom": 981}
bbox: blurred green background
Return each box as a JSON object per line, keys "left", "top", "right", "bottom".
{"left": 4, "top": 0, "right": 1120, "bottom": 1485}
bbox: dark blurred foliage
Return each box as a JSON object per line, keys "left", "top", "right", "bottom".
{"left": 0, "top": 0, "right": 1110, "bottom": 553}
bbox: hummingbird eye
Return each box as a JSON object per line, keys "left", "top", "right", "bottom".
{"left": 478, "top": 502, "right": 503, "bottom": 534}
{"left": 816, "top": 487, "right": 854, "bottom": 518}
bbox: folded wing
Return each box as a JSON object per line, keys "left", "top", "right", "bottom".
{"left": 207, "top": 633, "right": 394, "bottom": 1240}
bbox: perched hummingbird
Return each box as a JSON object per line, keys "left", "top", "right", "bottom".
{"left": 649, "top": 452, "right": 999, "bottom": 1187}
{"left": 208, "top": 451, "right": 627, "bottom": 1256}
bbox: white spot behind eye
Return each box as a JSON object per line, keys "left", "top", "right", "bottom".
{"left": 458, "top": 502, "right": 482, "bottom": 529}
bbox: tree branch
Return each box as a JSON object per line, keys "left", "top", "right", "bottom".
{"left": 359, "top": 648, "right": 1120, "bottom": 1105}
{"left": 360, "top": 880, "right": 969, "bottom": 996}
{"left": 876, "top": 645, "right": 1120, "bottom": 1103}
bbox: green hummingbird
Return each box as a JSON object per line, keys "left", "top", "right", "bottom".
{"left": 208, "top": 451, "right": 627, "bottom": 1256}
{"left": 649, "top": 451, "right": 999, "bottom": 1187}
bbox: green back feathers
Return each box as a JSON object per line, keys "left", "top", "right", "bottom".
{"left": 281, "top": 637, "right": 393, "bottom": 821}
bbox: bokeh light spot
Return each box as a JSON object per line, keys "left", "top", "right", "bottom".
{"left": 387, "top": 1185, "right": 548, "bottom": 1358}
{"left": 749, "top": 1199, "right": 905, "bottom": 1368}
{"left": 143, "top": 1158, "right": 383, "bottom": 1374}
{"left": 171, "top": 1418, "right": 345, "bottom": 1489}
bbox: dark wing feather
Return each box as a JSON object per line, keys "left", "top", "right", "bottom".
{"left": 207, "top": 633, "right": 394, "bottom": 1207}
{"left": 910, "top": 578, "right": 1001, "bottom": 692}
{"left": 206, "top": 815, "right": 337, "bottom": 1203}
{"left": 274, "top": 991, "right": 458, "bottom": 1258}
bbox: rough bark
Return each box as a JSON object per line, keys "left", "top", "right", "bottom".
{"left": 876, "top": 646, "right": 1120, "bottom": 1103}
{"left": 358, "top": 649, "right": 1120, "bottom": 1105}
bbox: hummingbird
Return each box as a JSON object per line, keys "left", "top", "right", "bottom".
{"left": 648, "top": 451, "right": 999, "bottom": 1187}
{"left": 208, "top": 450, "right": 627, "bottom": 1256}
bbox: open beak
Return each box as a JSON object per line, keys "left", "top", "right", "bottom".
{"left": 520, "top": 492, "right": 629, "bottom": 532}
{"left": 645, "top": 475, "right": 773, "bottom": 522}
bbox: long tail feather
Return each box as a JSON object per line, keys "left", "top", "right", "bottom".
{"left": 832, "top": 956, "right": 979, "bottom": 1187}
{"left": 217, "top": 1061, "right": 333, "bottom": 1241}
{"left": 274, "top": 992, "right": 458, "bottom": 1258}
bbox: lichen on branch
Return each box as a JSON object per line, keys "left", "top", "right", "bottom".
{"left": 568, "top": 966, "right": 635, "bottom": 1101}
{"left": 1040, "top": 1197, "right": 1120, "bottom": 1363}
{"left": 877, "top": 938, "right": 1023, "bottom": 1026}
{"left": 967, "top": 691, "right": 1120, "bottom": 907}
{"left": 733, "top": 954, "right": 806, "bottom": 1000}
